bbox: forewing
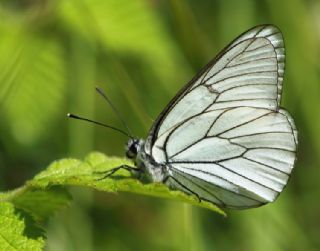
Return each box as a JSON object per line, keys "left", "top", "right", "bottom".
{"left": 146, "top": 25, "right": 297, "bottom": 208}
{"left": 145, "top": 24, "right": 285, "bottom": 154}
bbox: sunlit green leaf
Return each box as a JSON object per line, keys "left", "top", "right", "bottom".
{"left": 29, "top": 152, "right": 225, "bottom": 215}
{"left": 0, "top": 151, "right": 224, "bottom": 250}
{"left": 0, "top": 202, "right": 45, "bottom": 251}
{"left": 12, "top": 188, "right": 72, "bottom": 222}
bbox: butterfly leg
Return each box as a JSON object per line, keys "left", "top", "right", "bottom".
{"left": 163, "top": 175, "right": 201, "bottom": 203}
{"left": 95, "top": 165, "right": 141, "bottom": 181}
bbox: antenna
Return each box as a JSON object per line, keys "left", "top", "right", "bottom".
{"left": 95, "top": 86, "right": 132, "bottom": 137}
{"left": 67, "top": 113, "right": 132, "bottom": 138}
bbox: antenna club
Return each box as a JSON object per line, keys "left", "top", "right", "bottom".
{"left": 67, "top": 113, "right": 79, "bottom": 119}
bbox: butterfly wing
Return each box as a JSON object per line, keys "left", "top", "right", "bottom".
{"left": 145, "top": 25, "right": 298, "bottom": 208}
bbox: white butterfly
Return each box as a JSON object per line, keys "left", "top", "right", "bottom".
{"left": 70, "top": 24, "right": 298, "bottom": 209}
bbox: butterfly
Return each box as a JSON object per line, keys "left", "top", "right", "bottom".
{"left": 69, "top": 24, "right": 298, "bottom": 209}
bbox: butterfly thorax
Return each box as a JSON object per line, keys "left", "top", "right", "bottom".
{"left": 126, "top": 138, "right": 166, "bottom": 183}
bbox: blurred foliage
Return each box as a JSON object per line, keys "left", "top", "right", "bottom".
{"left": 0, "top": 0, "right": 319, "bottom": 250}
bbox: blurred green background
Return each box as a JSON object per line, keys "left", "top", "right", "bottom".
{"left": 0, "top": 0, "right": 319, "bottom": 250}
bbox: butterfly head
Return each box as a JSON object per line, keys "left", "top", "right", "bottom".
{"left": 126, "top": 138, "right": 142, "bottom": 159}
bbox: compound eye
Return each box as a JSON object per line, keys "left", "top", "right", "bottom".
{"left": 126, "top": 142, "right": 138, "bottom": 159}
{"left": 130, "top": 144, "right": 137, "bottom": 154}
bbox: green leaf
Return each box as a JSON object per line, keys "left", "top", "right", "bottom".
{"left": 1, "top": 152, "right": 224, "bottom": 216}
{"left": 0, "top": 202, "right": 45, "bottom": 251}
{"left": 28, "top": 152, "right": 225, "bottom": 215}
{"left": 12, "top": 187, "right": 72, "bottom": 222}
{"left": 0, "top": 187, "right": 72, "bottom": 223}
{"left": 0, "top": 152, "right": 224, "bottom": 250}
